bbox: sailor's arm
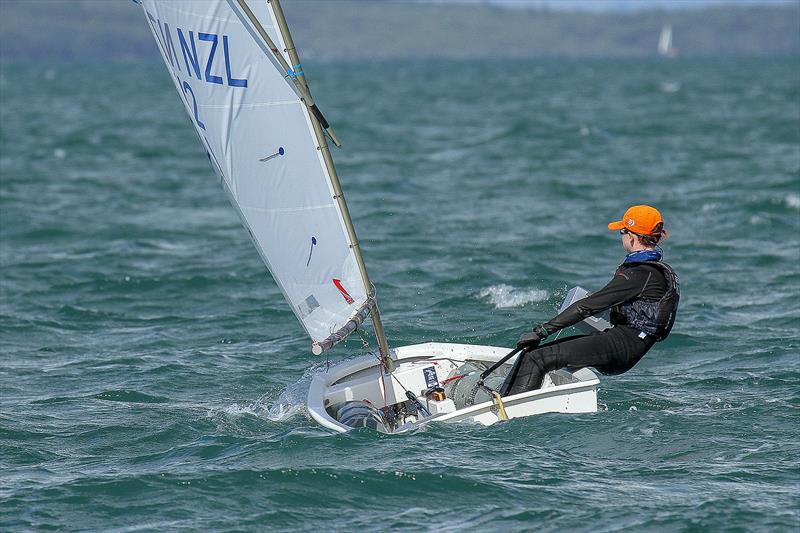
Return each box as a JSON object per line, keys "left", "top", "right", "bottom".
{"left": 538, "top": 267, "right": 650, "bottom": 335}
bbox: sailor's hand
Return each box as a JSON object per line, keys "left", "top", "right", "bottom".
{"left": 517, "top": 325, "right": 547, "bottom": 350}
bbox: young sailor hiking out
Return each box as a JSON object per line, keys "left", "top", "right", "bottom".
{"left": 500, "top": 205, "right": 680, "bottom": 396}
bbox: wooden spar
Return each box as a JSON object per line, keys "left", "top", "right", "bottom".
{"left": 236, "top": 0, "right": 393, "bottom": 369}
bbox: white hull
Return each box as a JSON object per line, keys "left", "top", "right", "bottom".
{"left": 308, "top": 342, "right": 599, "bottom": 433}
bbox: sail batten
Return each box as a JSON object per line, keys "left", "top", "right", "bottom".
{"left": 139, "top": 0, "right": 373, "bottom": 350}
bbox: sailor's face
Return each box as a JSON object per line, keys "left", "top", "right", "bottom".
{"left": 620, "top": 229, "right": 636, "bottom": 252}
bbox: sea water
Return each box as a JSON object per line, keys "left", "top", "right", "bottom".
{"left": 1, "top": 58, "right": 798, "bottom": 531}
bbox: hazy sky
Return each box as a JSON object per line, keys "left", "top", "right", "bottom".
{"left": 446, "top": 0, "right": 796, "bottom": 10}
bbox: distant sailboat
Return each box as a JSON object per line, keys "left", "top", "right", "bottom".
{"left": 658, "top": 24, "right": 678, "bottom": 58}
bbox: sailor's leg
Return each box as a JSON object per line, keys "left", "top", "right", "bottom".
{"left": 502, "top": 330, "right": 637, "bottom": 396}
{"left": 499, "top": 334, "right": 587, "bottom": 396}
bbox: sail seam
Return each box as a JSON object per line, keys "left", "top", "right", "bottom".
{"left": 198, "top": 100, "right": 298, "bottom": 109}
{"left": 240, "top": 203, "right": 337, "bottom": 214}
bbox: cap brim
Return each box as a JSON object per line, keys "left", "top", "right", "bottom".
{"left": 607, "top": 220, "right": 626, "bottom": 230}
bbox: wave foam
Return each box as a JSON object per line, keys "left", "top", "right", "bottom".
{"left": 218, "top": 403, "right": 263, "bottom": 417}
{"left": 214, "top": 381, "right": 309, "bottom": 423}
{"left": 479, "top": 284, "right": 548, "bottom": 308}
{"left": 265, "top": 375, "right": 314, "bottom": 422}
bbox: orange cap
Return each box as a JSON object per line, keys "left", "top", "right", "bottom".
{"left": 608, "top": 205, "right": 668, "bottom": 237}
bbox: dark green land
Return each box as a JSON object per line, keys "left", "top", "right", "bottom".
{"left": 0, "top": 0, "right": 798, "bottom": 61}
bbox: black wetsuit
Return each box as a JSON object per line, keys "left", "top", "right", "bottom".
{"left": 501, "top": 262, "right": 671, "bottom": 396}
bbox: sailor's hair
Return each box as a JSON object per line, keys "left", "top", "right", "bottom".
{"left": 641, "top": 222, "right": 665, "bottom": 247}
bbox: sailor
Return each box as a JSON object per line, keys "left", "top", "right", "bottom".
{"left": 500, "top": 205, "right": 680, "bottom": 396}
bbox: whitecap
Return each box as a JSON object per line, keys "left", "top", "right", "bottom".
{"left": 479, "top": 284, "right": 548, "bottom": 309}
{"left": 660, "top": 81, "right": 681, "bottom": 93}
{"left": 785, "top": 193, "right": 800, "bottom": 210}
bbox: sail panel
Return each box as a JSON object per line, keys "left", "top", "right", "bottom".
{"left": 658, "top": 25, "right": 673, "bottom": 56}
{"left": 139, "top": 0, "right": 368, "bottom": 343}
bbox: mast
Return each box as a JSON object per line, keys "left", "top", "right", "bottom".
{"left": 245, "top": 0, "right": 393, "bottom": 369}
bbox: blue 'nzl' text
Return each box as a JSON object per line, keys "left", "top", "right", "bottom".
{"left": 145, "top": 11, "right": 248, "bottom": 89}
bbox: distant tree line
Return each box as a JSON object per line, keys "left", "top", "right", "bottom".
{"left": 0, "top": 0, "right": 797, "bottom": 62}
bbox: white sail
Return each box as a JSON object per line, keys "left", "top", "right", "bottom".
{"left": 658, "top": 24, "right": 673, "bottom": 56}
{"left": 138, "top": 0, "right": 371, "bottom": 347}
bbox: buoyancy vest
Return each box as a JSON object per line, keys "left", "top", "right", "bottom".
{"left": 614, "top": 261, "right": 680, "bottom": 341}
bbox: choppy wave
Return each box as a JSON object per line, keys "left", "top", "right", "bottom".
{"left": 479, "top": 284, "right": 549, "bottom": 308}
{"left": 2, "top": 59, "right": 799, "bottom": 531}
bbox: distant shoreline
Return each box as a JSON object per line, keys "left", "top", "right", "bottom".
{"left": 0, "top": 2, "right": 797, "bottom": 62}
{"left": 2, "top": 55, "right": 799, "bottom": 69}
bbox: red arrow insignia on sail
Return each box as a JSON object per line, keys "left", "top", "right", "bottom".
{"left": 332, "top": 278, "right": 354, "bottom": 304}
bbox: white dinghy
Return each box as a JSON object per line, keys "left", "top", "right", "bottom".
{"left": 309, "top": 343, "right": 599, "bottom": 433}
{"left": 138, "top": 0, "right": 601, "bottom": 433}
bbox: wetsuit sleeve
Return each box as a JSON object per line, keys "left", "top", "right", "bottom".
{"left": 540, "top": 267, "right": 651, "bottom": 335}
